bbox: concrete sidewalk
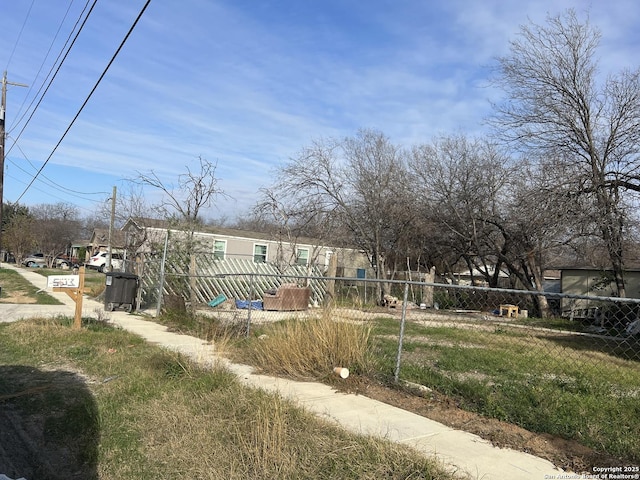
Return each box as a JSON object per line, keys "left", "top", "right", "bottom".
{"left": 1, "top": 263, "right": 566, "bottom": 479}
{"left": 0, "top": 265, "right": 81, "bottom": 322}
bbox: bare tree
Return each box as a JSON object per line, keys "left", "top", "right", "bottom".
{"left": 30, "top": 203, "right": 82, "bottom": 266}
{"left": 135, "top": 156, "right": 226, "bottom": 310}
{"left": 95, "top": 182, "right": 151, "bottom": 227}
{"left": 136, "top": 156, "right": 225, "bottom": 227}
{"left": 491, "top": 9, "right": 640, "bottom": 297}
{"left": 410, "top": 135, "right": 585, "bottom": 316}
{"left": 410, "top": 136, "right": 514, "bottom": 286}
{"left": 343, "top": 131, "right": 415, "bottom": 286}
{"left": 262, "top": 129, "right": 413, "bottom": 304}
{"left": 501, "top": 160, "right": 594, "bottom": 315}
{"left": 254, "top": 188, "right": 335, "bottom": 271}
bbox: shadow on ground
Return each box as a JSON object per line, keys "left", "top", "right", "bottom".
{"left": 0, "top": 365, "right": 99, "bottom": 480}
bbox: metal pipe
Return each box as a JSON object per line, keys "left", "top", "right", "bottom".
{"left": 394, "top": 282, "right": 410, "bottom": 383}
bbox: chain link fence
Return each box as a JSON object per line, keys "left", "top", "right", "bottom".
{"left": 135, "top": 254, "right": 640, "bottom": 367}
{"left": 133, "top": 253, "right": 640, "bottom": 460}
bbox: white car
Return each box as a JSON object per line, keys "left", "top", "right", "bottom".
{"left": 87, "top": 252, "right": 124, "bottom": 272}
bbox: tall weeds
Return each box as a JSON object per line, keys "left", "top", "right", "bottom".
{"left": 248, "top": 313, "right": 373, "bottom": 379}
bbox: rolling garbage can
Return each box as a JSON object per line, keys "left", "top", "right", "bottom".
{"left": 104, "top": 272, "right": 138, "bottom": 313}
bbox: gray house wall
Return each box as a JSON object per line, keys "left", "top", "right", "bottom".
{"left": 560, "top": 268, "right": 640, "bottom": 311}
{"left": 122, "top": 220, "right": 371, "bottom": 276}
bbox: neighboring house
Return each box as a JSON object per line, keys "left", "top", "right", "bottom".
{"left": 449, "top": 266, "right": 511, "bottom": 287}
{"left": 121, "top": 217, "right": 371, "bottom": 276}
{"left": 88, "top": 228, "right": 126, "bottom": 256}
{"left": 452, "top": 266, "right": 562, "bottom": 292}
{"left": 561, "top": 267, "right": 640, "bottom": 298}
{"left": 559, "top": 267, "right": 640, "bottom": 314}
{"left": 542, "top": 270, "right": 561, "bottom": 294}
{"left": 70, "top": 240, "right": 90, "bottom": 263}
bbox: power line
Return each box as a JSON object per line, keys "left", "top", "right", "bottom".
{"left": 6, "top": 152, "right": 109, "bottom": 199}
{"left": 11, "top": 0, "right": 85, "bottom": 131}
{"left": 4, "top": 0, "right": 36, "bottom": 71}
{"left": 5, "top": 172, "right": 104, "bottom": 214}
{"left": 6, "top": 0, "right": 98, "bottom": 156}
{"left": 14, "top": 0, "right": 152, "bottom": 204}
{"left": 8, "top": 136, "right": 109, "bottom": 196}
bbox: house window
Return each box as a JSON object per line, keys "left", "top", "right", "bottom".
{"left": 253, "top": 244, "right": 267, "bottom": 263}
{"left": 296, "top": 248, "right": 309, "bottom": 266}
{"left": 213, "top": 240, "right": 226, "bottom": 260}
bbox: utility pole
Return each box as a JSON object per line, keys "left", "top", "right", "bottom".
{"left": 0, "top": 71, "right": 28, "bottom": 263}
{"left": 107, "top": 186, "right": 117, "bottom": 272}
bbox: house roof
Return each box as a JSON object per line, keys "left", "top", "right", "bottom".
{"left": 89, "top": 228, "right": 126, "bottom": 247}
{"left": 558, "top": 267, "right": 640, "bottom": 273}
{"left": 122, "top": 217, "right": 339, "bottom": 249}
{"left": 455, "top": 267, "right": 509, "bottom": 278}
{"left": 557, "top": 266, "right": 640, "bottom": 273}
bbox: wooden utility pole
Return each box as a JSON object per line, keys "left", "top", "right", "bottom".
{"left": 0, "top": 71, "right": 28, "bottom": 263}
{"left": 1, "top": 72, "right": 7, "bottom": 263}
{"left": 107, "top": 186, "right": 117, "bottom": 272}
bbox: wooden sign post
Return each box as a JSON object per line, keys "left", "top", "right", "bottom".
{"left": 48, "top": 267, "right": 86, "bottom": 329}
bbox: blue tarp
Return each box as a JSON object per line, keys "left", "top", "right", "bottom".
{"left": 235, "top": 299, "right": 263, "bottom": 310}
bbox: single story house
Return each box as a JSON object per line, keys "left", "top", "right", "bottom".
{"left": 69, "top": 240, "right": 90, "bottom": 263}
{"left": 450, "top": 266, "right": 510, "bottom": 287}
{"left": 121, "top": 217, "right": 371, "bottom": 277}
{"left": 559, "top": 267, "right": 640, "bottom": 318}
{"left": 88, "top": 229, "right": 126, "bottom": 256}
{"left": 560, "top": 267, "right": 640, "bottom": 299}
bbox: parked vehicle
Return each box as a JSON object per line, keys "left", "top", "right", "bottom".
{"left": 87, "top": 251, "right": 124, "bottom": 272}
{"left": 21, "top": 253, "right": 46, "bottom": 268}
{"left": 55, "top": 254, "right": 81, "bottom": 269}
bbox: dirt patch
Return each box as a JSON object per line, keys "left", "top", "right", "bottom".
{"left": 332, "top": 375, "right": 628, "bottom": 474}
{"left": 0, "top": 292, "right": 37, "bottom": 304}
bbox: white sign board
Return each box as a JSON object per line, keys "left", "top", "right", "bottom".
{"left": 47, "top": 275, "right": 80, "bottom": 289}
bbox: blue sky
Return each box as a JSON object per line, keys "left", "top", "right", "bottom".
{"left": 2, "top": 0, "right": 639, "bottom": 222}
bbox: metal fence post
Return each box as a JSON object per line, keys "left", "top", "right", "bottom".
{"left": 246, "top": 273, "right": 255, "bottom": 337}
{"left": 155, "top": 230, "right": 169, "bottom": 318}
{"left": 393, "top": 282, "right": 410, "bottom": 383}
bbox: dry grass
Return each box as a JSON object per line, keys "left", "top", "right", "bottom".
{"left": 159, "top": 309, "right": 248, "bottom": 343}
{"left": 120, "top": 385, "right": 453, "bottom": 479}
{"left": 0, "top": 268, "right": 62, "bottom": 304}
{"left": 0, "top": 316, "right": 457, "bottom": 480}
{"left": 246, "top": 313, "right": 374, "bottom": 379}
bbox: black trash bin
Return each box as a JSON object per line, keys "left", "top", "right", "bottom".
{"left": 104, "top": 272, "right": 138, "bottom": 313}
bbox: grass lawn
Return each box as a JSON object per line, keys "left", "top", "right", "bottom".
{"left": 370, "top": 317, "right": 640, "bottom": 463}
{"left": 0, "top": 317, "right": 457, "bottom": 480}
{"left": 158, "top": 310, "right": 640, "bottom": 465}
{"left": 0, "top": 268, "right": 62, "bottom": 304}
